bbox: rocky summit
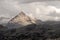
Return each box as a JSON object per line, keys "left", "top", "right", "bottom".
{"left": 7, "top": 11, "right": 38, "bottom": 29}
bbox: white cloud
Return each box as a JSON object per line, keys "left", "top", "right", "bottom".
{"left": 20, "top": 2, "right": 60, "bottom": 21}
{"left": 0, "top": 0, "right": 22, "bottom": 24}
{"left": 0, "top": 0, "right": 60, "bottom": 24}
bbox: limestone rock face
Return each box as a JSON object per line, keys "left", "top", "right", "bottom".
{"left": 7, "top": 12, "right": 37, "bottom": 29}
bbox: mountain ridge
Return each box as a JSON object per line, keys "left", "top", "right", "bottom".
{"left": 6, "top": 11, "right": 40, "bottom": 29}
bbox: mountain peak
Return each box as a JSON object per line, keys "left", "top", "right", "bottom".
{"left": 19, "top": 12, "right": 26, "bottom": 16}
{"left": 7, "top": 11, "right": 37, "bottom": 29}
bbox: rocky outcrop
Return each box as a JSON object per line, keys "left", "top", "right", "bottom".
{"left": 7, "top": 11, "right": 38, "bottom": 29}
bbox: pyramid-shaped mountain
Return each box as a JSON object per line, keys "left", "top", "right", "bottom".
{"left": 7, "top": 11, "right": 37, "bottom": 29}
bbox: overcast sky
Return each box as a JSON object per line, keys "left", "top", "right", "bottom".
{"left": 0, "top": 0, "right": 60, "bottom": 24}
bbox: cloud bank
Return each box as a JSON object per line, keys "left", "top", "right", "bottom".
{"left": 20, "top": 2, "right": 60, "bottom": 21}
{"left": 0, "top": 0, "right": 60, "bottom": 24}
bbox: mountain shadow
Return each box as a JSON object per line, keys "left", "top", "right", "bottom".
{"left": 1, "top": 21, "right": 60, "bottom": 40}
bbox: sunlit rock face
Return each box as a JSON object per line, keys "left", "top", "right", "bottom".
{"left": 7, "top": 11, "right": 37, "bottom": 29}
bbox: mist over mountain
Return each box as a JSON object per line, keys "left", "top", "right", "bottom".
{"left": 0, "top": 0, "right": 60, "bottom": 40}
